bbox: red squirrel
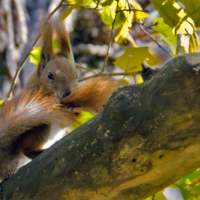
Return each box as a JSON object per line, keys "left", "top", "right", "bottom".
{"left": 0, "top": 19, "right": 118, "bottom": 181}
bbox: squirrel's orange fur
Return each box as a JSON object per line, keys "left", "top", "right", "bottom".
{"left": 61, "top": 77, "right": 118, "bottom": 112}
{"left": 0, "top": 90, "right": 80, "bottom": 180}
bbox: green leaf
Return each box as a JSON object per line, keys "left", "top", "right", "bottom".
{"left": 153, "top": 17, "right": 178, "bottom": 55}
{"left": 101, "top": 0, "right": 114, "bottom": 6}
{"left": 145, "top": 196, "right": 153, "bottom": 200}
{"left": 72, "top": 111, "right": 95, "bottom": 130}
{"left": 118, "top": 79, "right": 130, "bottom": 86}
{"left": 145, "top": 190, "right": 167, "bottom": 200}
{"left": 178, "top": 187, "right": 196, "bottom": 200}
{"left": 145, "top": 48, "right": 158, "bottom": 66}
{"left": 60, "top": 0, "right": 84, "bottom": 20}
{"left": 113, "top": 47, "right": 153, "bottom": 73}
{"left": 133, "top": 5, "right": 149, "bottom": 20}
{"left": 154, "top": 189, "right": 167, "bottom": 200}
{"left": 176, "top": 169, "right": 200, "bottom": 186}
{"left": 174, "top": 169, "right": 200, "bottom": 198}
{"left": 138, "top": 75, "right": 143, "bottom": 84}
{"left": 179, "top": 0, "right": 200, "bottom": 27}
{"left": 100, "top": 0, "right": 134, "bottom": 29}
{"left": 115, "top": 11, "right": 134, "bottom": 43}
{"left": 150, "top": 0, "right": 195, "bottom": 34}
{"left": 0, "top": 99, "right": 3, "bottom": 110}
{"left": 68, "top": 0, "right": 94, "bottom": 6}
{"left": 100, "top": 1, "right": 117, "bottom": 26}
{"left": 129, "top": 0, "right": 149, "bottom": 20}
{"left": 180, "top": 32, "right": 199, "bottom": 54}
{"left": 114, "top": 11, "right": 127, "bottom": 29}
{"left": 52, "top": 39, "right": 59, "bottom": 52}
{"left": 29, "top": 47, "right": 42, "bottom": 66}
{"left": 189, "top": 32, "right": 200, "bottom": 53}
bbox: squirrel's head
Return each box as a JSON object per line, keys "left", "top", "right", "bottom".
{"left": 37, "top": 19, "right": 78, "bottom": 100}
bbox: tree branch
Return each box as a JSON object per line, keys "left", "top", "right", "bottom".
{"left": 118, "top": 8, "right": 149, "bottom": 12}
{"left": 76, "top": 63, "right": 96, "bottom": 74}
{"left": 78, "top": 72, "right": 136, "bottom": 82}
{"left": 1, "top": 53, "right": 200, "bottom": 200}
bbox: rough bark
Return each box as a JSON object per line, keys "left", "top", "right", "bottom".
{"left": 1, "top": 53, "right": 200, "bottom": 200}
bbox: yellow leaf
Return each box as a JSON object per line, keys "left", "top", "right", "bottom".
{"left": 133, "top": 5, "right": 149, "bottom": 20}
{"left": 129, "top": 0, "right": 149, "bottom": 19}
{"left": 145, "top": 48, "right": 158, "bottom": 66}
{"left": 175, "top": 13, "right": 194, "bottom": 35}
{"left": 114, "top": 10, "right": 126, "bottom": 29}
{"left": 153, "top": 17, "right": 178, "bottom": 55}
{"left": 113, "top": 47, "right": 153, "bottom": 73}
{"left": 100, "top": 1, "right": 117, "bottom": 26}
{"left": 179, "top": 0, "right": 200, "bottom": 27}
{"left": 0, "top": 99, "right": 3, "bottom": 110}
{"left": 138, "top": 75, "right": 143, "bottom": 84}
{"left": 189, "top": 32, "right": 200, "bottom": 53}
{"left": 68, "top": 0, "right": 94, "bottom": 6}
{"left": 180, "top": 32, "right": 199, "bottom": 54}
{"left": 114, "top": 11, "right": 134, "bottom": 44}
{"left": 60, "top": 0, "right": 84, "bottom": 20}
{"left": 29, "top": 47, "right": 42, "bottom": 66}
{"left": 150, "top": 0, "right": 195, "bottom": 34}
{"left": 118, "top": 79, "right": 130, "bottom": 86}
{"left": 72, "top": 111, "right": 95, "bottom": 130}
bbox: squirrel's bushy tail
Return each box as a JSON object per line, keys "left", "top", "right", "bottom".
{"left": 61, "top": 77, "right": 119, "bottom": 113}
{"left": 0, "top": 90, "right": 80, "bottom": 180}
{"left": 0, "top": 90, "right": 80, "bottom": 140}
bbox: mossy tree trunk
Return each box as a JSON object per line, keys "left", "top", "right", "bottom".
{"left": 1, "top": 53, "right": 200, "bottom": 200}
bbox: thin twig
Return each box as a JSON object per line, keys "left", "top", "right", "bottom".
{"left": 136, "top": 20, "right": 174, "bottom": 58}
{"left": 94, "top": 0, "right": 101, "bottom": 9}
{"left": 137, "top": 20, "right": 156, "bottom": 30}
{"left": 75, "top": 63, "right": 96, "bottom": 74}
{"left": 78, "top": 72, "right": 136, "bottom": 82}
{"left": 118, "top": 9, "right": 149, "bottom": 13}
{"left": 126, "top": 0, "right": 131, "bottom": 11}
{"left": 48, "top": 0, "right": 66, "bottom": 20}
{"left": 6, "top": 0, "right": 65, "bottom": 100}
{"left": 101, "top": 0, "right": 120, "bottom": 73}
{"left": 6, "top": 34, "right": 40, "bottom": 100}
{"left": 61, "top": 3, "right": 102, "bottom": 10}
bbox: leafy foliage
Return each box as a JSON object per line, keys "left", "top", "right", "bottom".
{"left": 153, "top": 17, "right": 178, "bottom": 55}
{"left": 150, "top": 0, "right": 195, "bottom": 35}
{"left": 113, "top": 47, "right": 154, "bottom": 72}
{"left": 29, "top": 47, "right": 41, "bottom": 66}
{"left": 60, "top": 0, "right": 84, "bottom": 20}
{"left": 0, "top": 99, "right": 3, "bottom": 110}
{"left": 29, "top": 40, "right": 62, "bottom": 66}
{"left": 72, "top": 111, "right": 95, "bottom": 130}
{"left": 179, "top": 0, "right": 200, "bottom": 27}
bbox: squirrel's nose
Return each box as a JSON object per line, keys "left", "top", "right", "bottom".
{"left": 62, "top": 91, "right": 71, "bottom": 98}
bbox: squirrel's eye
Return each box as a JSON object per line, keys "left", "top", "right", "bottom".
{"left": 48, "top": 72, "right": 54, "bottom": 80}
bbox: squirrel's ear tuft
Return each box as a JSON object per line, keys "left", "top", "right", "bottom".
{"left": 38, "top": 21, "right": 53, "bottom": 74}
{"left": 53, "top": 18, "right": 75, "bottom": 65}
